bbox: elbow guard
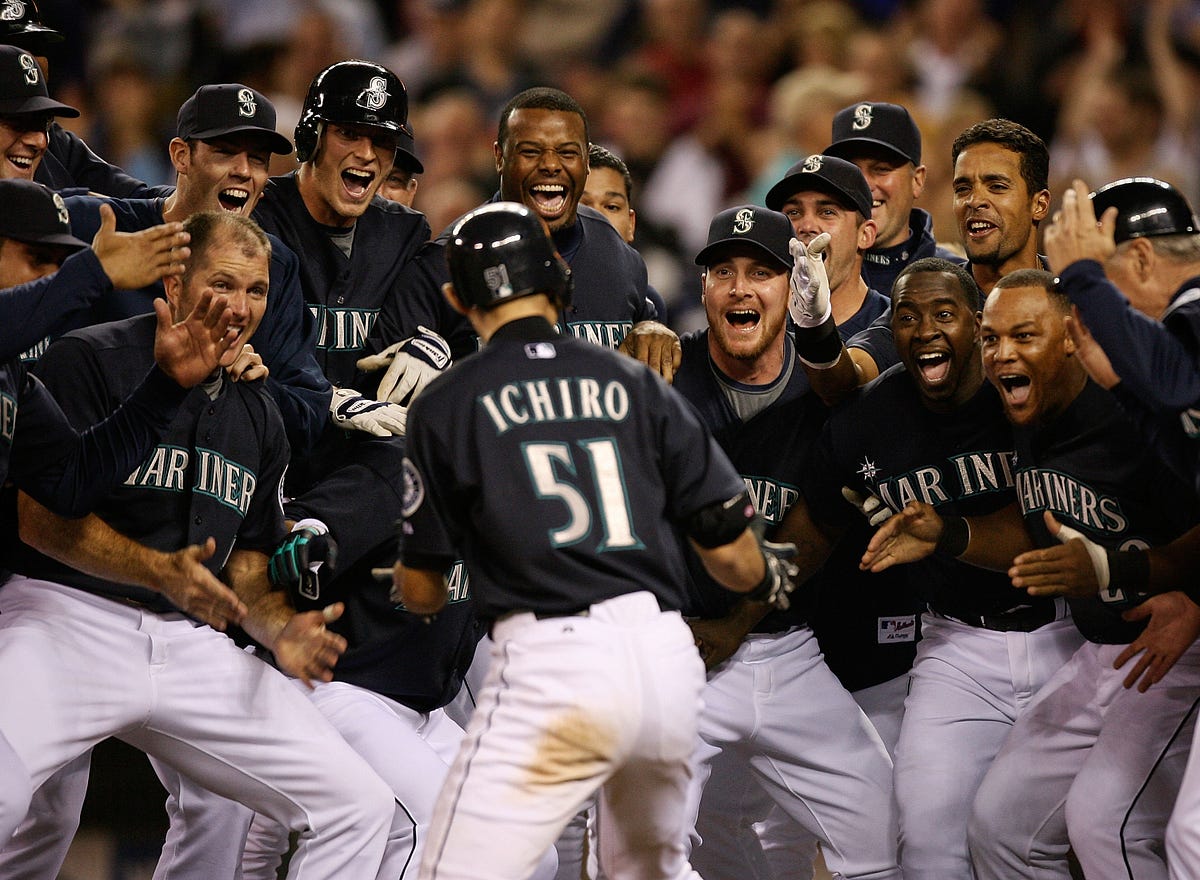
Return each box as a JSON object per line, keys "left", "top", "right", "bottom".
{"left": 686, "top": 490, "right": 756, "bottom": 549}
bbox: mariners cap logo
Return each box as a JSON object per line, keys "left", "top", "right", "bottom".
{"left": 483, "top": 264, "right": 513, "bottom": 297}
{"left": 1, "top": 1, "right": 26, "bottom": 22}
{"left": 802, "top": 154, "right": 823, "bottom": 173}
{"left": 853, "top": 103, "right": 873, "bottom": 131}
{"left": 237, "top": 88, "right": 257, "bottom": 119}
{"left": 732, "top": 207, "right": 755, "bottom": 234}
{"left": 400, "top": 457, "right": 425, "bottom": 519}
{"left": 52, "top": 191, "right": 68, "bottom": 228}
{"left": 18, "top": 52, "right": 38, "bottom": 86}
{"left": 357, "top": 76, "right": 390, "bottom": 112}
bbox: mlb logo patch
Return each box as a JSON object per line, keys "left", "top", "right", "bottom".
{"left": 877, "top": 615, "right": 916, "bottom": 643}
{"left": 524, "top": 342, "right": 556, "bottom": 359}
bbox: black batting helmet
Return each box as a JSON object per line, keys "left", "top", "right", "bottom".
{"left": 1090, "top": 178, "right": 1199, "bottom": 244}
{"left": 294, "top": 60, "right": 407, "bottom": 163}
{"left": 446, "top": 202, "right": 573, "bottom": 310}
{"left": 0, "top": 0, "right": 63, "bottom": 55}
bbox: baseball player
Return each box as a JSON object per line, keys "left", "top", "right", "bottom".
{"left": 0, "top": 42, "right": 80, "bottom": 184}
{"left": 0, "top": 212, "right": 398, "bottom": 877}
{"left": 365, "top": 86, "right": 679, "bottom": 389}
{"left": 380, "top": 124, "right": 423, "bottom": 206}
{"left": 395, "top": 201, "right": 797, "bottom": 880}
{"left": 1, "top": 2, "right": 168, "bottom": 197}
{"left": 803, "top": 258, "right": 1082, "bottom": 879}
{"left": 862, "top": 270, "right": 1200, "bottom": 880}
{"left": 60, "top": 83, "right": 331, "bottom": 455}
{"left": 673, "top": 204, "right": 901, "bottom": 880}
{"left": 823, "top": 101, "right": 965, "bottom": 296}
{"left": 798, "top": 118, "right": 1052, "bottom": 405}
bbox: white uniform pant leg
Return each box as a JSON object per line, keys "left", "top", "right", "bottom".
{"left": 149, "top": 760, "right": 252, "bottom": 880}
{"left": 418, "top": 593, "right": 704, "bottom": 880}
{"left": 0, "top": 729, "right": 31, "bottom": 851}
{"left": 689, "top": 746, "right": 778, "bottom": 880}
{"left": 0, "top": 749, "right": 90, "bottom": 880}
{"left": 692, "top": 628, "right": 900, "bottom": 880}
{"left": 894, "top": 614, "right": 1080, "bottom": 880}
{"left": 1064, "top": 643, "right": 1200, "bottom": 880}
{"left": 1167, "top": 709, "right": 1200, "bottom": 879}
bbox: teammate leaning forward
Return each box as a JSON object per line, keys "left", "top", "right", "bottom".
{"left": 394, "top": 202, "right": 798, "bottom": 880}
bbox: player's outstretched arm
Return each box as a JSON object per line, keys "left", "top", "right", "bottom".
{"left": 1113, "top": 592, "right": 1200, "bottom": 692}
{"left": 618, "top": 320, "right": 682, "bottom": 384}
{"left": 15, "top": 492, "right": 246, "bottom": 630}
{"left": 860, "top": 500, "right": 1032, "bottom": 573}
{"left": 91, "top": 203, "right": 192, "bottom": 290}
{"left": 222, "top": 549, "right": 347, "bottom": 688}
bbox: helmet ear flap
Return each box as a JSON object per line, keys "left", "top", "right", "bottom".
{"left": 294, "top": 118, "right": 319, "bottom": 163}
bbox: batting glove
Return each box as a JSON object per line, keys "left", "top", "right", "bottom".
{"left": 330, "top": 387, "right": 407, "bottom": 437}
{"left": 841, "top": 485, "right": 895, "bottom": 528}
{"left": 747, "top": 539, "right": 800, "bottom": 611}
{"left": 269, "top": 519, "right": 339, "bottom": 610}
{"left": 788, "top": 233, "right": 832, "bottom": 328}
{"left": 1049, "top": 516, "right": 1153, "bottom": 607}
{"left": 356, "top": 326, "right": 452, "bottom": 407}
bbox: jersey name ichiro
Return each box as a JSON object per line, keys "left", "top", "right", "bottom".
{"left": 479, "top": 376, "right": 630, "bottom": 435}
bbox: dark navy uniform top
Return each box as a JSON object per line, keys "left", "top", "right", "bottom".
{"left": 1013, "top": 380, "right": 1199, "bottom": 644}
{"left": 804, "top": 368, "right": 1046, "bottom": 624}
{"left": 285, "top": 436, "right": 480, "bottom": 713}
{"left": 860, "top": 208, "right": 965, "bottom": 297}
{"left": 36, "top": 123, "right": 170, "bottom": 199}
{"left": 252, "top": 172, "right": 430, "bottom": 388}
{"left": 63, "top": 195, "right": 331, "bottom": 455}
{"left": 9, "top": 315, "right": 289, "bottom": 610}
{"left": 402, "top": 316, "right": 746, "bottom": 623}
{"left": 369, "top": 202, "right": 654, "bottom": 362}
{"left": 672, "top": 331, "right": 826, "bottom": 631}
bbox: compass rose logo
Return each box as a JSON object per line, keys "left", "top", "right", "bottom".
{"left": 857, "top": 458, "right": 880, "bottom": 483}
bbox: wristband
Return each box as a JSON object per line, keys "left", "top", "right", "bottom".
{"left": 793, "top": 318, "right": 843, "bottom": 370}
{"left": 1100, "top": 547, "right": 1151, "bottom": 606}
{"left": 935, "top": 515, "right": 970, "bottom": 558}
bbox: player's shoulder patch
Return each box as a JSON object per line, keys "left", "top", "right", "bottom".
{"left": 401, "top": 456, "right": 425, "bottom": 518}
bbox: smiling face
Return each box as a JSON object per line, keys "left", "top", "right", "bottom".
{"left": 953, "top": 142, "right": 1049, "bottom": 273}
{"left": 702, "top": 246, "right": 790, "bottom": 377}
{"left": 299, "top": 122, "right": 399, "bottom": 227}
{"left": 892, "top": 270, "right": 981, "bottom": 410}
{"left": 779, "top": 189, "right": 875, "bottom": 294}
{"left": 846, "top": 146, "right": 924, "bottom": 249}
{"left": 981, "top": 283, "right": 1080, "bottom": 427}
{"left": 172, "top": 135, "right": 273, "bottom": 218}
{"left": 0, "top": 113, "right": 51, "bottom": 180}
{"left": 167, "top": 227, "right": 269, "bottom": 367}
{"left": 581, "top": 165, "right": 635, "bottom": 243}
{"left": 496, "top": 108, "right": 588, "bottom": 233}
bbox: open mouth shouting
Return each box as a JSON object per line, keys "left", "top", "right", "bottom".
{"left": 965, "top": 218, "right": 998, "bottom": 241}
{"left": 995, "top": 372, "right": 1032, "bottom": 409}
{"left": 341, "top": 167, "right": 375, "bottom": 200}
{"left": 529, "top": 183, "right": 568, "bottom": 219}
{"left": 725, "top": 308, "right": 761, "bottom": 334}
{"left": 915, "top": 350, "right": 952, "bottom": 386}
{"left": 218, "top": 187, "right": 251, "bottom": 213}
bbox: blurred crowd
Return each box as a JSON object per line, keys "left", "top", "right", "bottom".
{"left": 38, "top": 0, "right": 1200, "bottom": 328}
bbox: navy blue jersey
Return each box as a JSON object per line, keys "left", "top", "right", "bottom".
{"left": 251, "top": 173, "right": 430, "bottom": 387}
{"left": 672, "top": 331, "right": 826, "bottom": 629}
{"left": 285, "top": 436, "right": 480, "bottom": 712}
{"left": 4, "top": 249, "right": 116, "bottom": 362}
{"left": 8, "top": 314, "right": 288, "bottom": 609}
{"left": 35, "top": 123, "right": 170, "bottom": 199}
{"left": 0, "top": 357, "right": 189, "bottom": 517}
{"left": 1013, "top": 380, "right": 1199, "bottom": 643}
{"left": 368, "top": 202, "right": 654, "bottom": 362}
{"left": 838, "top": 287, "right": 890, "bottom": 341}
{"left": 804, "top": 368, "right": 1041, "bottom": 623}
{"left": 860, "top": 208, "right": 965, "bottom": 297}
{"left": 62, "top": 195, "right": 330, "bottom": 455}
{"left": 401, "top": 317, "right": 745, "bottom": 622}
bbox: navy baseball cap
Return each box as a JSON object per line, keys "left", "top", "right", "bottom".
{"left": 396, "top": 125, "right": 424, "bottom": 174}
{"left": 765, "top": 154, "right": 873, "bottom": 220}
{"left": 825, "top": 102, "right": 921, "bottom": 166}
{"left": 1089, "top": 177, "right": 1199, "bottom": 244}
{"left": 0, "top": 44, "right": 76, "bottom": 117}
{"left": 0, "top": 0, "right": 62, "bottom": 56}
{"left": 695, "top": 205, "right": 795, "bottom": 271}
{"left": 0, "top": 179, "right": 87, "bottom": 250}
{"left": 177, "top": 84, "right": 293, "bottom": 155}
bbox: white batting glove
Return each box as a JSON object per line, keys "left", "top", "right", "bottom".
{"left": 329, "top": 387, "right": 407, "bottom": 437}
{"left": 841, "top": 486, "right": 895, "bottom": 528}
{"left": 356, "top": 326, "right": 452, "bottom": 407}
{"left": 788, "top": 233, "right": 832, "bottom": 328}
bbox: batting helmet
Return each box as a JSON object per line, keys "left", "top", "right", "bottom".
{"left": 294, "top": 60, "right": 407, "bottom": 163}
{"left": 0, "top": 0, "right": 63, "bottom": 55}
{"left": 1090, "top": 177, "right": 1199, "bottom": 244}
{"left": 446, "top": 202, "right": 573, "bottom": 310}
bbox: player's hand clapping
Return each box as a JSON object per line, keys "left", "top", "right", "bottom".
{"left": 273, "top": 603, "right": 348, "bottom": 688}
{"left": 1009, "top": 511, "right": 1105, "bottom": 598}
{"left": 357, "top": 325, "right": 452, "bottom": 406}
{"left": 1113, "top": 592, "right": 1200, "bottom": 692}
{"left": 156, "top": 536, "right": 247, "bottom": 631}
{"left": 1043, "top": 179, "right": 1118, "bottom": 273}
{"left": 618, "top": 320, "right": 682, "bottom": 384}
{"left": 92, "top": 202, "right": 192, "bottom": 289}
{"left": 860, "top": 501, "right": 943, "bottom": 572}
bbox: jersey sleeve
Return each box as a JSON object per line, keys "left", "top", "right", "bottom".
{"left": 0, "top": 250, "right": 111, "bottom": 360}
{"left": 1062, "top": 259, "right": 1200, "bottom": 412}
{"left": 399, "top": 403, "right": 461, "bottom": 571}
{"left": 847, "top": 307, "right": 901, "bottom": 374}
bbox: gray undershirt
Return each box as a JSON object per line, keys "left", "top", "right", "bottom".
{"left": 711, "top": 334, "right": 796, "bottom": 421}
